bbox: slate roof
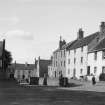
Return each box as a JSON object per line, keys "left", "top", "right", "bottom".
{"left": 53, "top": 40, "right": 77, "bottom": 53}
{"left": 89, "top": 37, "right": 105, "bottom": 52}
{"left": 66, "top": 40, "right": 77, "bottom": 50}
{"left": 68, "top": 32, "right": 99, "bottom": 50}
{"left": 10, "top": 63, "right": 35, "bottom": 70}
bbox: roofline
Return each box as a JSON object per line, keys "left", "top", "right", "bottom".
{"left": 67, "top": 32, "right": 99, "bottom": 50}
{"left": 88, "top": 47, "right": 105, "bottom": 53}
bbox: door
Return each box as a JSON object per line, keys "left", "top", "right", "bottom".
{"left": 87, "top": 66, "right": 90, "bottom": 75}
{"left": 73, "top": 68, "right": 76, "bottom": 77}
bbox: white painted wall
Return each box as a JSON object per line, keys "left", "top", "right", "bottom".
{"left": 66, "top": 46, "right": 88, "bottom": 79}
{"left": 88, "top": 51, "right": 105, "bottom": 81}
{"left": 49, "top": 49, "right": 66, "bottom": 78}
{"left": 14, "top": 69, "right": 33, "bottom": 81}
{"left": 48, "top": 66, "right": 57, "bottom": 78}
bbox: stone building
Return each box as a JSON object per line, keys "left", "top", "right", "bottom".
{"left": 48, "top": 36, "right": 67, "bottom": 78}
{"left": 66, "top": 28, "right": 99, "bottom": 79}
{"left": 88, "top": 22, "right": 105, "bottom": 81}
{"left": 13, "top": 62, "right": 35, "bottom": 82}
{"left": 49, "top": 22, "right": 105, "bottom": 80}
{"left": 35, "top": 57, "right": 51, "bottom": 77}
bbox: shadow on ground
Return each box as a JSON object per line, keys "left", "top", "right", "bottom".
{"left": 67, "top": 83, "right": 82, "bottom": 87}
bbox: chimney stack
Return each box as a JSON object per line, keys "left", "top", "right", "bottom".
{"left": 100, "top": 22, "right": 105, "bottom": 34}
{"left": 77, "top": 28, "right": 84, "bottom": 40}
{"left": 59, "top": 36, "right": 62, "bottom": 49}
{"left": 59, "top": 36, "right": 66, "bottom": 49}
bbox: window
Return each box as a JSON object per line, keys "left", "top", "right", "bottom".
{"left": 81, "top": 47, "right": 83, "bottom": 52}
{"left": 102, "top": 66, "right": 105, "bottom": 73}
{"left": 102, "top": 50, "right": 105, "bottom": 59}
{"left": 80, "top": 69, "right": 83, "bottom": 74}
{"left": 74, "top": 58, "right": 76, "bottom": 64}
{"left": 69, "top": 50, "right": 70, "bottom": 55}
{"left": 73, "top": 68, "right": 76, "bottom": 77}
{"left": 64, "top": 50, "right": 66, "bottom": 56}
{"left": 94, "top": 52, "right": 97, "bottom": 60}
{"left": 56, "top": 61, "right": 57, "bottom": 66}
{"left": 61, "top": 51, "right": 62, "bottom": 57}
{"left": 87, "top": 66, "right": 90, "bottom": 75}
{"left": 64, "top": 61, "right": 66, "bottom": 67}
{"left": 81, "top": 57, "right": 83, "bottom": 63}
{"left": 68, "top": 59, "right": 70, "bottom": 64}
{"left": 56, "top": 53, "right": 57, "bottom": 59}
{"left": 94, "top": 67, "right": 97, "bottom": 74}
{"left": 68, "top": 69, "right": 70, "bottom": 74}
{"left": 61, "top": 61, "right": 62, "bottom": 66}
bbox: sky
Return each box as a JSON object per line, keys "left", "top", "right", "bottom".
{"left": 0, "top": 0, "right": 105, "bottom": 63}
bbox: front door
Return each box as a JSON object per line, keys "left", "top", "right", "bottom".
{"left": 87, "top": 66, "right": 90, "bottom": 75}
{"left": 73, "top": 68, "right": 76, "bottom": 77}
{"left": 55, "top": 71, "right": 56, "bottom": 78}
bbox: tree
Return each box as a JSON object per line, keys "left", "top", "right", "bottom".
{"left": 3, "top": 49, "right": 12, "bottom": 71}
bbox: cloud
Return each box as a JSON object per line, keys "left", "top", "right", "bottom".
{"left": 0, "top": 17, "right": 20, "bottom": 25}
{"left": 6, "top": 30, "right": 34, "bottom": 40}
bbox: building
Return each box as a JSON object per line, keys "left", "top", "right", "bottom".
{"left": 49, "top": 22, "right": 105, "bottom": 80}
{"left": 35, "top": 57, "right": 51, "bottom": 77}
{"left": 66, "top": 28, "right": 99, "bottom": 79}
{"left": 48, "top": 36, "right": 67, "bottom": 78}
{"left": 14, "top": 62, "right": 36, "bottom": 82}
{"left": 88, "top": 22, "right": 105, "bottom": 81}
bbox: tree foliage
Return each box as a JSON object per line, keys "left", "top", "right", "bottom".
{"left": 3, "top": 49, "right": 12, "bottom": 70}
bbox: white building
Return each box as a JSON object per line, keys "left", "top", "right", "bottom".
{"left": 14, "top": 62, "right": 36, "bottom": 82}
{"left": 66, "top": 28, "right": 99, "bottom": 79}
{"left": 66, "top": 22, "right": 105, "bottom": 80}
{"left": 49, "top": 22, "right": 105, "bottom": 80}
{"left": 88, "top": 22, "right": 105, "bottom": 81}
{"left": 48, "top": 36, "right": 67, "bottom": 78}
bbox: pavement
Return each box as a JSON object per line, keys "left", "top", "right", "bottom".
{"left": 26, "top": 78, "right": 105, "bottom": 92}
{"left": 59, "top": 79, "right": 105, "bottom": 92}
